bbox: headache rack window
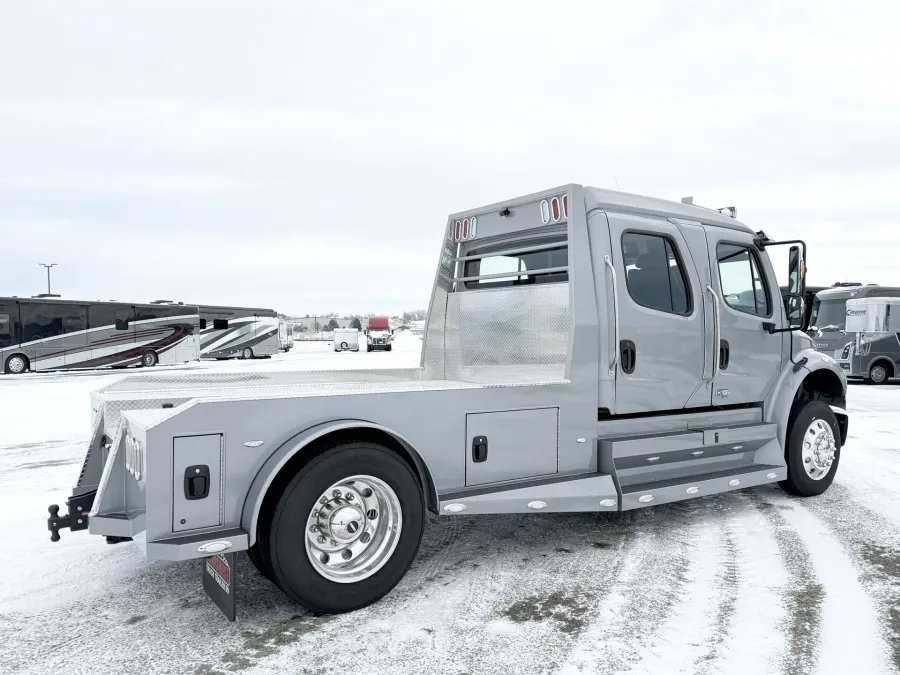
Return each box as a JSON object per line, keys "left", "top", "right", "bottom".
{"left": 453, "top": 238, "right": 568, "bottom": 290}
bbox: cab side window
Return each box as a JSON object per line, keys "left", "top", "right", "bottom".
{"left": 717, "top": 243, "right": 771, "bottom": 317}
{"left": 621, "top": 232, "right": 692, "bottom": 315}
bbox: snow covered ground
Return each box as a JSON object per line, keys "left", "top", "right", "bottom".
{"left": 1, "top": 333, "right": 899, "bottom": 675}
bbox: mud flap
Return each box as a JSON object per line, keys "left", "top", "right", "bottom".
{"left": 203, "top": 552, "right": 237, "bottom": 621}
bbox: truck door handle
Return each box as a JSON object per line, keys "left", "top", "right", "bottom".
{"left": 620, "top": 340, "right": 636, "bottom": 374}
{"left": 471, "top": 436, "right": 488, "bottom": 463}
{"left": 719, "top": 340, "right": 730, "bottom": 370}
{"left": 184, "top": 465, "right": 210, "bottom": 500}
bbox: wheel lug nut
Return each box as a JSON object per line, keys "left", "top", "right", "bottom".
{"left": 320, "top": 496, "right": 328, "bottom": 504}
{"left": 330, "top": 539, "right": 337, "bottom": 546}
{"left": 313, "top": 510, "right": 319, "bottom": 518}
{"left": 317, "top": 536, "right": 327, "bottom": 544}
{"left": 309, "top": 525, "right": 318, "bottom": 533}
{"left": 332, "top": 489, "right": 342, "bottom": 498}
{"left": 346, "top": 493, "right": 354, "bottom": 501}
{"left": 804, "top": 457, "right": 812, "bottom": 464}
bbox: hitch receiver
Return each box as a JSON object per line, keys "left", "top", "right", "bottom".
{"left": 47, "top": 490, "right": 96, "bottom": 542}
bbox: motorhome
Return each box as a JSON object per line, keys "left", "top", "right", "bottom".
{"left": 808, "top": 285, "right": 900, "bottom": 357}
{"left": 197, "top": 306, "right": 279, "bottom": 360}
{"left": 0, "top": 297, "right": 200, "bottom": 374}
{"left": 837, "top": 296, "right": 900, "bottom": 384}
{"left": 46, "top": 184, "right": 847, "bottom": 620}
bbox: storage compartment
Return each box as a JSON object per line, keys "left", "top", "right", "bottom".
{"left": 465, "top": 408, "right": 558, "bottom": 487}
{"left": 172, "top": 434, "right": 222, "bottom": 532}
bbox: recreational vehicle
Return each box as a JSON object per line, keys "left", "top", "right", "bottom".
{"left": 47, "top": 184, "right": 848, "bottom": 620}
{"left": 808, "top": 285, "right": 900, "bottom": 358}
{"left": 197, "top": 306, "right": 279, "bottom": 360}
{"left": 0, "top": 297, "right": 200, "bottom": 374}
{"left": 837, "top": 296, "right": 900, "bottom": 384}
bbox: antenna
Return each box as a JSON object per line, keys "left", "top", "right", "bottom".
{"left": 613, "top": 176, "right": 620, "bottom": 191}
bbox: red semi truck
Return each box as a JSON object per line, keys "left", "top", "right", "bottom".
{"left": 365, "top": 315, "right": 393, "bottom": 352}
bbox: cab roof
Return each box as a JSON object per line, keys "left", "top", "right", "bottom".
{"left": 582, "top": 185, "right": 754, "bottom": 234}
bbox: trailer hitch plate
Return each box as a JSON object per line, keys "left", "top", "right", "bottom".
{"left": 47, "top": 490, "right": 96, "bottom": 542}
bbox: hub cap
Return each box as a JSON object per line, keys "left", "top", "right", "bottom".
{"left": 802, "top": 419, "right": 837, "bottom": 480}
{"left": 305, "top": 475, "right": 402, "bottom": 583}
{"left": 7, "top": 356, "right": 26, "bottom": 374}
{"left": 871, "top": 365, "right": 887, "bottom": 383}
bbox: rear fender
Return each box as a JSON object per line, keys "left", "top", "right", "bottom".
{"left": 241, "top": 420, "right": 436, "bottom": 546}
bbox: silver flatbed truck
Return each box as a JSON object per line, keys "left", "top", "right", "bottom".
{"left": 46, "top": 184, "right": 849, "bottom": 619}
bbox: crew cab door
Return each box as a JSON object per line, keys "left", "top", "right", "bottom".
{"left": 704, "top": 229, "right": 784, "bottom": 405}
{"left": 606, "top": 213, "right": 707, "bottom": 414}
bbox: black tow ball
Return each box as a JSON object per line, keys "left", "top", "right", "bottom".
{"left": 47, "top": 504, "right": 67, "bottom": 542}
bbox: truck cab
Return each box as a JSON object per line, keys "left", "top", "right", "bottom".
{"left": 365, "top": 315, "right": 393, "bottom": 352}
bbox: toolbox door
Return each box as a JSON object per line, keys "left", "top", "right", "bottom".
{"left": 465, "top": 408, "right": 558, "bottom": 487}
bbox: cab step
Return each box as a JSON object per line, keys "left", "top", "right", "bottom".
{"left": 620, "top": 463, "right": 785, "bottom": 510}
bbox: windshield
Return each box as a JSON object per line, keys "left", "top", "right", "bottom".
{"left": 809, "top": 299, "right": 847, "bottom": 332}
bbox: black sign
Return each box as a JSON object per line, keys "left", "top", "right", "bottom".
{"left": 203, "top": 552, "right": 236, "bottom": 621}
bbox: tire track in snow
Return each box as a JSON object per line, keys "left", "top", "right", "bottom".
{"left": 747, "top": 491, "right": 824, "bottom": 675}
{"left": 788, "top": 481, "right": 900, "bottom": 673}
{"left": 560, "top": 501, "right": 707, "bottom": 674}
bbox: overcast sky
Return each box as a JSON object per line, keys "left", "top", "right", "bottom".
{"left": 1, "top": 1, "right": 898, "bottom": 315}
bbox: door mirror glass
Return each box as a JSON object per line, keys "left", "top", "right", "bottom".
{"left": 787, "top": 295, "right": 804, "bottom": 324}
{"left": 788, "top": 246, "right": 801, "bottom": 295}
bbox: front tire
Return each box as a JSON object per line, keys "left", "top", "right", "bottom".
{"left": 779, "top": 399, "right": 841, "bottom": 497}
{"left": 258, "top": 442, "right": 424, "bottom": 614}
{"left": 864, "top": 361, "right": 893, "bottom": 385}
{"left": 3, "top": 353, "right": 29, "bottom": 375}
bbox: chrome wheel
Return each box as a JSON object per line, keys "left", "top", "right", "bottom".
{"left": 6, "top": 355, "right": 27, "bottom": 374}
{"left": 802, "top": 418, "right": 836, "bottom": 480}
{"left": 870, "top": 365, "right": 887, "bottom": 383}
{"left": 241, "top": 348, "right": 253, "bottom": 359}
{"left": 305, "top": 475, "right": 402, "bottom": 584}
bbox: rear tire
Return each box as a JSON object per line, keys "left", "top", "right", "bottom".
{"left": 141, "top": 351, "right": 159, "bottom": 368}
{"left": 258, "top": 442, "right": 425, "bottom": 614}
{"left": 240, "top": 347, "right": 253, "bottom": 360}
{"left": 864, "top": 361, "right": 893, "bottom": 385}
{"left": 3, "top": 353, "right": 29, "bottom": 374}
{"left": 779, "top": 399, "right": 841, "bottom": 497}
{"left": 385, "top": 345, "right": 392, "bottom": 352}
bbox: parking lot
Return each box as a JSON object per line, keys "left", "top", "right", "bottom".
{"left": 1, "top": 335, "right": 898, "bottom": 675}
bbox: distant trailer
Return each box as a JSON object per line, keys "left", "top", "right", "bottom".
{"left": 0, "top": 297, "right": 200, "bottom": 375}
{"left": 197, "top": 305, "right": 279, "bottom": 360}
{"left": 278, "top": 319, "right": 294, "bottom": 352}
{"left": 333, "top": 328, "right": 360, "bottom": 352}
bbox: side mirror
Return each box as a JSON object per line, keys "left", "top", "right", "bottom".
{"left": 788, "top": 245, "right": 803, "bottom": 295}
{"left": 787, "top": 295, "right": 804, "bottom": 324}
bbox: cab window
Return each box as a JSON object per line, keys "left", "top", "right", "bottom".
{"left": 717, "top": 243, "right": 771, "bottom": 317}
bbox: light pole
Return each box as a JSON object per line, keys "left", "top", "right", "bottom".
{"left": 38, "top": 263, "right": 58, "bottom": 296}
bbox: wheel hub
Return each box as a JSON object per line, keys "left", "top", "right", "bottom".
{"left": 802, "top": 419, "right": 836, "bottom": 480}
{"left": 304, "top": 475, "right": 402, "bottom": 583}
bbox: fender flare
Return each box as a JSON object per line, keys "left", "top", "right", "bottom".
{"left": 240, "top": 419, "right": 437, "bottom": 546}
{"left": 764, "top": 348, "right": 848, "bottom": 449}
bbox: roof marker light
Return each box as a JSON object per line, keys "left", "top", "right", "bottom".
{"left": 454, "top": 220, "right": 462, "bottom": 242}
{"left": 462, "top": 218, "right": 469, "bottom": 240}
{"left": 563, "top": 194, "right": 569, "bottom": 218}
{"left": 551, "top": 197, "right": 561, "bottom": 222}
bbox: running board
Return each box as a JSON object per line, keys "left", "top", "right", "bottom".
{"left": 620, "top": 464, "right": 785, "bottom": 510}
{"left": 599, "top": 421, "right": 781, "bottom": 489}
{"left": 438, "top": 474, "right": 619, "bottom": 515}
